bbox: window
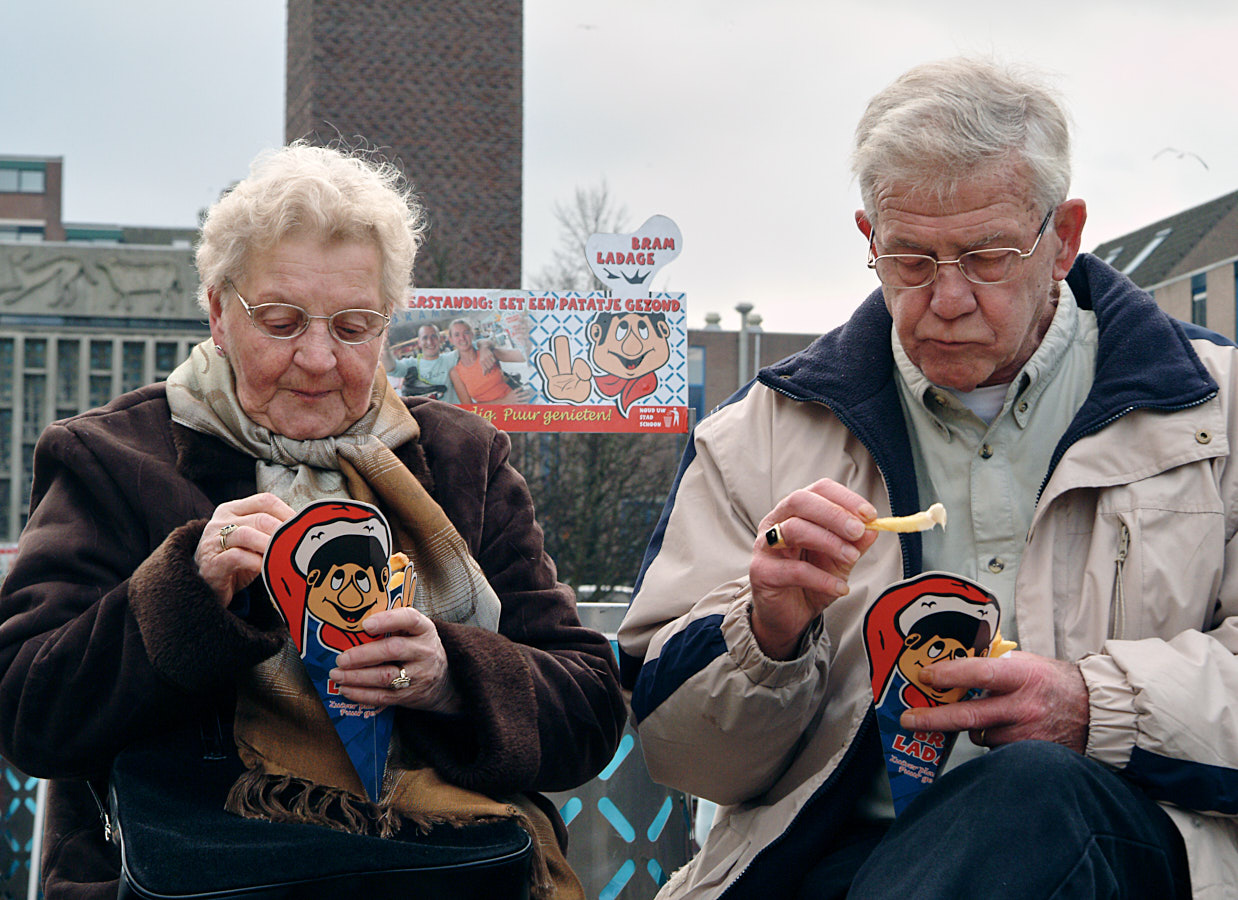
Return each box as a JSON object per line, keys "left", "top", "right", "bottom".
{"left": 25, "top": 339, "right": 46, "bottom": 371}
{"left": 0, "top": 226, "right": 45, "bottom": 243}
{"left": 687, "top": 345, "right": 705, "bottom": 425}
{"left": 0, "top": 409, "right": 10, "bottom": 473}
{"left": 89, "top": 375, "right": 112, "bottom": 409}
{"left": 18, "top": 169, "right": 45, "bottom": 193}
{"left": 58, "top": 339, "right": 80, "bottom": 408}
{"left": 0, "top": 339, "right": 13, "bottom": 404}
{"left": 122, "top": 342, "right": 146, "bottom": 392}
{"left": 155, "top": 342, "right": 180, "bottom": 378}
{"left": 0, "top": 479, "right": 9, "bottom": 540}
{"left": 22, "top": 375, "right": 46, "bottom": 442}
{"left": 1123, "top": 228, "right": 1172, "bottom": 276}
{"left": 90, "top": 340, "right": 112, "bottom": 371}
{"left": 1191, "top": 272, "right": 1207, "bottom": 327}
{"left": 0, "top": 163, "right": 47, "bottom": 194}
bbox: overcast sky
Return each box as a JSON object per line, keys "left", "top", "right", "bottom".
{"left": 5, "top": 0, "right": 1237, "bottom": 334}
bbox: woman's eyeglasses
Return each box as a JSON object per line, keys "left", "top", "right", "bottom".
{"left": 227, "top": 281, "right": 390, "bottom": 345}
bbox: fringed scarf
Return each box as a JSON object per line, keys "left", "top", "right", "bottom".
{"left": 165, "top": 340, "right": 582, "bottom": 899}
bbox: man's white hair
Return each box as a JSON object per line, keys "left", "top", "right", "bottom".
{"left": 852, "top": 58, "right": 1072, "bottom": 221}
{"left": 195, "top": 141, "right": 427, "bottom": 314}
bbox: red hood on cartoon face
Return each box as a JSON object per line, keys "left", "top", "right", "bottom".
{"left": 262, "top": 500, "right": 392, "bottom": 657}
{"left": 864, "top": 573, "right": 998, "bottom": 709}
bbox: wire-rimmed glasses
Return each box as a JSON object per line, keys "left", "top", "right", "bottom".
{"left": 227, "top": 281, "right": 390, "bottom": 345}
{"left": 867, "top": 209, "right": 1055, "bottom": 290}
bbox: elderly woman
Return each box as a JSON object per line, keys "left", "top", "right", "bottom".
{"left": 0, "top": 144, "right": 624, "bottom": 899}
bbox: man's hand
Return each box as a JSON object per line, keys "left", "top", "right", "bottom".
{"left": 898, "top": 652, "right": 1089, "bottom": 753}
{"left": 537, "top": 335, "right": 593, "bottom": 402}
{"left": 749, "top": 479, "right": 879, "bottom": 660}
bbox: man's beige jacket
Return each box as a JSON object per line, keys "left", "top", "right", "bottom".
{"left": 619, "top": 255, "right": 1238, "bottom": 900}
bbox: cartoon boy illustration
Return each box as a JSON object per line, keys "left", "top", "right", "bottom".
{"left": 537, "top": 311, "right": 672, "bottom": 416}
{"left": 263, "top": 500, "right": 400, "bottom": 657}
{"left": 865, "top": 573, "right": 999, "bottom": 711}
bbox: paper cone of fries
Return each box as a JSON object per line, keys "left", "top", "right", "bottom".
{"left": 863, "top": 572, "right": 1002, "bottom": 814}
{"left": 262, "top": 499, "right": 414, "bottom": 802}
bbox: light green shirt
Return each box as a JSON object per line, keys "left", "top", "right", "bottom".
{"left": 894, "top": 281, "right": 1097, "bottom": 644}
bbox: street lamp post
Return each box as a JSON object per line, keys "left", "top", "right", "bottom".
{"left": 735, "top": 302, "right": 753, "bottom": 388}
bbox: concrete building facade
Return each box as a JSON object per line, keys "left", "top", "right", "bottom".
{"left": 0, "top": 157, "right": 207, "bottom": 540}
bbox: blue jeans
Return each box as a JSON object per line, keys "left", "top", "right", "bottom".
{"left": 801, "top": 741, "right": 1191, "bottom": 899}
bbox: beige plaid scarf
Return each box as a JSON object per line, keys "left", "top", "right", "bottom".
{"left": 165, "top": 340, "right": 580, "bottom": 898}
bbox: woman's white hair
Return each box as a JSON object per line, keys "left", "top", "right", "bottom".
{"left": 852, "top": 58, "right": 1072, "bottom": 221}
{"left": 195, "top": 141, "right": 427, "bottom": 314}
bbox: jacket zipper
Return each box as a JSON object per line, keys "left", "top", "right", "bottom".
{"left": 720, "top": 707, "right": 878, "bottom": 897}
{"left": 86, "top": 779, "right": 115, "bottom": 844}
{"left": 1111, "top": 521, "right": 1130, "bottom": 640}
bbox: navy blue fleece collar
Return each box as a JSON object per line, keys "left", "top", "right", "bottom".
{"left": 758, "top": 253, "right": 1220, "bottom": 507}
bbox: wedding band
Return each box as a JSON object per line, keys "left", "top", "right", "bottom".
{"left": 765, "top": 522, "right": 786, "bottom": 550}
{"left": 218, "top": 523, "right": 238, "bottom": 551}
{"left": 389, "top": 667, "right": 411, "bottom": 690}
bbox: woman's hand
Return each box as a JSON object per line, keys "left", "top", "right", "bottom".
{"left": 329, "top": 607, "right": 462, "bottom": 714}
{"left": 749, "top": 479, "right": 879, "bottom": 660}
{"left": 195, "top": 493, "right": 295, "bottom": 607}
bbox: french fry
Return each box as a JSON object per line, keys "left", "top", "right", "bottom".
{"left": 389, "top": 551, "right": 410, "bottom": 589}
{"left": 989, "top": 629, "right": 1017, "bottom": 658}
{"left": 865, "top": 502, "right": 947, "bottom": 533}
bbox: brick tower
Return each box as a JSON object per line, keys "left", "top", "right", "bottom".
{"left": 286, "top": 0, "right": 522, "bottom": 288}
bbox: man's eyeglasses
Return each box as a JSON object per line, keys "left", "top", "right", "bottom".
{"left": 867, "top": 209, "right": 1055, "bottom": 290}
{"left": 227, "top": 281, "right": 390, "bottom": 345}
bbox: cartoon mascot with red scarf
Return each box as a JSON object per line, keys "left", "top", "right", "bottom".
{"left": 264, "top": 500, "right": 400, "bottom": 657}
{"left": 865, "top": 573, "right": 999, "bottom": 711}
{"left": 536, "top": 311, "right": 672, "bottom": 417}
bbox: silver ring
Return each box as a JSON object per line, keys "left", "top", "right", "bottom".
{"left": 389, "top": 667, "right": 411, "bottom": 690}
{"left": 218, "top": 523, "right": 238, "bottom": 551}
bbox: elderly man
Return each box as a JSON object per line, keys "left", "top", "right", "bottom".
{"left": 619, "top": 58, "right": 1234, "bottom": 899}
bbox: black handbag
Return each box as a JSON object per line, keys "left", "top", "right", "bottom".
{"left": 93, "top": 721, "right": 533, "bottom": 899}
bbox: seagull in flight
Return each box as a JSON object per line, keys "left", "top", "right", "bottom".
{"left": 1153, "top": 147, "right": 1209, "bottom": 170}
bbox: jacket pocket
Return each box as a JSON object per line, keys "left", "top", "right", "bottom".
{"left": 1098, "top": 496, "right": 1224, "bottom": 641}
{"left": 1048, "top": 467, "right": 1224, "bottom": 658}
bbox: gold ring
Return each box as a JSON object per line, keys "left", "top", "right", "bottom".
{"left": 218, "top": 523, "right": 238, "bottom": 551}
{"left": 765, "top": 522, "right": 786, "bottom": 550}
{"left": 978, "top": 729, "right": 987, "bottom": 746}
{"left": 389, "top": 667, "right": 411, "bottom": 690}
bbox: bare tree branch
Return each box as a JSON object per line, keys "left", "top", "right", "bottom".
{"left": 531, "top": 182, "right": 629, "bottom": 293}
{"left": 517, "top": 183, "right": 682, "bottom": 591}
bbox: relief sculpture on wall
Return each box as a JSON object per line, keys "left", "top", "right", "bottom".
{"left": 0, "top": 246, "right": 199, "bottom": 318}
